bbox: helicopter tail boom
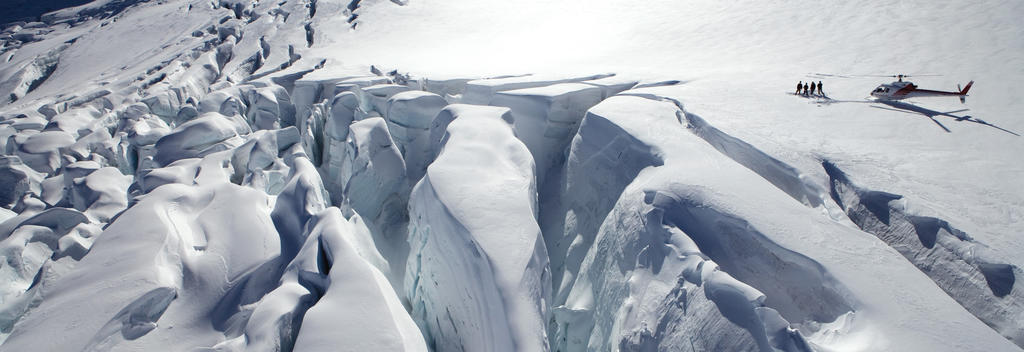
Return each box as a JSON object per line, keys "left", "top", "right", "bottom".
{"left": 908, "top": 81, "right": 974, "bottom": 103}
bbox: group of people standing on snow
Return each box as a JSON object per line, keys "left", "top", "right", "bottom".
{"left": 796, "top": 80, "right": 824, "bottom": 96}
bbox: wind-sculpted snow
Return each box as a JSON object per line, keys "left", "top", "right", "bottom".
{"left": 154, "top": 112, "right": 251, "bottom": 166}
{"left": 359, "top": 84, "right": 411, "bottom": 118}
{"left": 0, "top": 156, "right": 42, "bottom": 208}
{"left": 227, "top": 127, "right": 300, "bottom": 194}
{"left": 272, "top": 153, "right": 330, "bottom": 262}
{"left": 62, "top": 163, "right": 132, "bottom": 222}
{"left": 217, "top": 205, "right": 421, "bottom": 352}
{"left": 44, "top": 106, "right": 104, "bottom": 139}
{"left": 16, "top": 130, "right": 75, "bottom": 173}
{"left": 406, "top": 107, "right": 552, "bottom": 351}
{"left": 0, "top": 206, "right": 98, "bottom": 337}
{"left": 427, "top": 104, "right": 515, "bottom": 165}
{"left": 3, "top": 182, "right": 281, "bottom": 351}
{"left": 289, "top": 208, "right": 425, "bottom": 352}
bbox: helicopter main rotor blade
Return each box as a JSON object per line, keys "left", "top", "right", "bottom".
{"left": 815, "top": 73, "right": 945, "bottom": 79}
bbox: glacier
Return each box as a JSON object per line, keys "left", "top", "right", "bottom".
{"left": 1, "top": 0, "right": 1023, "bottom": 351}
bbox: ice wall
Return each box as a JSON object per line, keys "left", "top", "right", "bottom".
{"left": 490, "top": 83, "right": 604, "bottom": 186}
{"left": 405, "top": 106, "right": 551, "bottom": 351}
{"left": 333, "top": 117, "right": 409, "bottom": 287}
{"left": 461, "top": 73, "right": 612, "bottom": 105}
{"left": 385, "top": 90, "right": 446, "bottom": 183}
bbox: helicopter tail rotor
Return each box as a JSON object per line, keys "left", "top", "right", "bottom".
{"left": 958, "top": 81, "right": 974, "bottom": 103}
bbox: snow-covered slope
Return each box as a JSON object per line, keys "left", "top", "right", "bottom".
{"left": 1, "top": 0, "right": 1022, "bottom": 351}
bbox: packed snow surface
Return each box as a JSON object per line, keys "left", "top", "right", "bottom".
{"left": 1, "top": 0, "right": 1022, "bottom": 351}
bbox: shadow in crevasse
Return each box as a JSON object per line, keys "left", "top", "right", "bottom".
{"left": 0, "top": 0, "right": 92, "bottom": 25}
{"left": 871, "top": 100, "right": 1020, "bottom": 137}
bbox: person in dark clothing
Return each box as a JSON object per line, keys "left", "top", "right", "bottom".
{"left": 803, "top": 83, "right": 809, "bottom": 96}
{"left": 810, "top": 81, "right": 817, "bottom": 96}
{"left": 796, "top": 81, "right": 803, "bottom": 95}
{"left": 817, "top": 81, "right": 824, "bottom": 96}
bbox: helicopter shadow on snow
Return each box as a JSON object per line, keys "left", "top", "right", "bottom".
{"left": 869, "top": 100, "right": 1020, "bottom": 136}
{"left": 789, "top": 92, "right": 1020, "bottom": 136}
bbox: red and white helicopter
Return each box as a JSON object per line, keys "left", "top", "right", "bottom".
{"left": 870, "top": 74, "right": 973, "bottom": 103}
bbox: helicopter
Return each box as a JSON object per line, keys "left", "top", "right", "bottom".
{"left": 870, "top": 74, "right": 973, "bottom": 103}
